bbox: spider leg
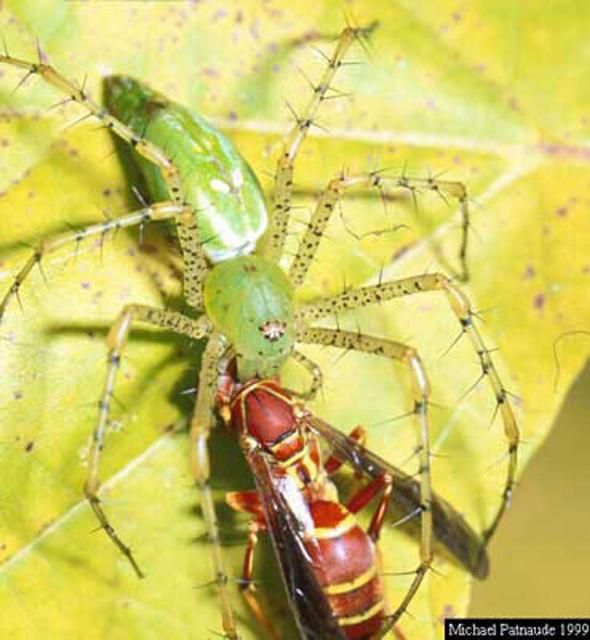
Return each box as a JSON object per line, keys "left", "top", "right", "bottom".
{"left": 0, "top": 202, "right": 200, "bottom": 321}
{"left": 190, "top": 332, "right": 240, "bottom": 639}
{"left": 0, "top": 53, "right": 185, "bottom": 204}
{"left": 85, "top": 306, "right": 211, "bottom": 578}
{"left": 290, "top": 349, "right": 323, "bottom": 400}
{"left": 296, "top": 326, "right": 433, "bottom": 628}
{"left": 265, "top": 24, "right": 376, "bottom": 261}
{"left": 298, "top": 272, "right": 519, "bottom": 550}
{"left": 176, "top": 217, "right": 210, "bottom": 312}
{"left": 0, "top": 54, "right": 210, "bottom": 311}
{"left": 289, "top": 172, "right": 471, "bottom": 286}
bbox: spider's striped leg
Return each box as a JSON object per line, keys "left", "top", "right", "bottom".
{"left": 190, "top": 332, "right": 240, "bottom": 640}
{"left": 297, "top": 272, "right": 519, "bottom": 550}
{"left": 0, "top": 202, "right": 206, "bottom": 321}
{"left": 85, "top": 306, "right": 212, "bottom": 578}
{"left": 264, "top": 24, "right": 376, "bottom": 261}
{"left": 0, "top": 53, "right": 185, "bottom": 205}
{"left": 288, "top": 172, "right": 471, "bottom": 286}
{"left": 290, "top": 349, "right": 323, "bottom": 400}
{"left": 0, "top": 53, "right": 212, "bottom": 310}
{"left": 175, "top": 216, "right": 210, "bottom": 311}
{"left": 297, "top": 327, "right": 433, "bottom": 629}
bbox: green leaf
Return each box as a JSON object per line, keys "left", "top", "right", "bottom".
{"left": 1, "top": 2, "right": 588, "bottom": 639}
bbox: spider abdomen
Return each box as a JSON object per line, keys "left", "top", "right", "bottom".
{"left": 104, "top": 75, "right": 268, "bottom": 263}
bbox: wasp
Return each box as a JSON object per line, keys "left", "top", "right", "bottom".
{"left": 217, "top": 363, "right": 488, "bottom": 639}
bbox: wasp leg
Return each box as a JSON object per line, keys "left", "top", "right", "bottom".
{"left": 323, "top": 425, "right": 367, "bottom": 476}
{"left": 346, "top": 472, "right": 393, "bottom": 542}
{"left": 226, "top": 491, "right": 281, "bottom": 640}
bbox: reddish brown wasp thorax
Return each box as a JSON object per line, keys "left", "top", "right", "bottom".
{"left": 229, "top": 379, "right": 322, "bottom": 487}
{"left": 230, "top": 381, "right": 298, "bottom": 449}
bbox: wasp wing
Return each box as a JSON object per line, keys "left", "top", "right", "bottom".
{"left": 243, "top": 444, "right": 348, "bottom": 640}
{"left": 306, "top": 415, "right": 489, "bottom": 579}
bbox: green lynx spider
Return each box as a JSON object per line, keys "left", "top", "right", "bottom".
{"left": 0, "top": 26, "right": 519, "bottom": 639}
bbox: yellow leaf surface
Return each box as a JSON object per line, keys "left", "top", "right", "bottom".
{"left": 1, "top": 2, "right": 588, "bottom": 639}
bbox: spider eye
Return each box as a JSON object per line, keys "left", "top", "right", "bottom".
{"left": 259, "top": 320, "right": 287, "bottom": 342}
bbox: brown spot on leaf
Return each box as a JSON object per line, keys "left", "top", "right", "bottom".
{"left": 533, "top": 293, "right": 545, "bottom": 310}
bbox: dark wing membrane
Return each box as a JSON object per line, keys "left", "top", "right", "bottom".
{"left": 243, "top": 445, "right": 348, "bottom": 640}
{"left": 306, "top": 416, "right": 489, "bottom": 579}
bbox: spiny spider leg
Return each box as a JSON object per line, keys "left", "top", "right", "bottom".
{"left": 85, "top": 306, "right": 211, "bottom": 578}
{"left": 297, "top": 272, "right": 519, "bottom": 550}
{"left": 175, "top": 218, "right": 210, "bottom": 311}
{"left": 296, "top": 326, "right": 433, "bottom": 630}
{"left": 0, "top": 202, "right": 195, "bottom": 321}
{"left": 188, "top": 332, "right": 239, "bottom": 639}
{"left": 1, "top": 51, "right": 236, "bottom": 634}
{"left": 289, "top": 172, "right": 471, "bottom": 286}
{"left": 290, "top": 349, "right": 323, "bottom": 400}
{"left": 0, "top": 52, "right": 185, "bottom": 204}
{"left": 265, "top": 24, "right": 377, "bottom": 261}
{"left": 0, "top": 48, "right": 209, "bottom": 307}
